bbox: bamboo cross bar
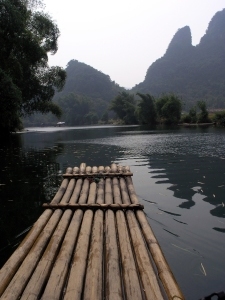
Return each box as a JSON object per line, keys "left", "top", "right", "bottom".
{"left": 42, "top": 203, "right": 144, "bottom": 211}
{"left": 0, "top": 163, "right": 184, "bottom": 300}
{"left": 63, "top": 172, "right": 133, "bottom": 178}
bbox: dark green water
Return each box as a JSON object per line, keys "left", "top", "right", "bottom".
{"left": 0, "top": 125, "right": 225, "bottom": 299}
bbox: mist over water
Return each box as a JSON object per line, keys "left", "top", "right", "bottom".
{"left": 0, "top": 125, "right": 225, "bottom": 299}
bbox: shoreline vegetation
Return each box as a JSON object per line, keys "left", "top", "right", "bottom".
{"left": 179, "top": 122, "right": 215, "bottom": 126}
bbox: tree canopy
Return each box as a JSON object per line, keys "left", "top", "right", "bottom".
{"left": 110, "top": 92, "right": 182, "bottom": 125}
{"left": 136, "top": 93, "right": 157, "bottom": 124}
{"left": 110, "top": 91, "right": 137, "bottom": 124}
{"left": 0, "top": 0, "right": 66, "bottom": 133}
{"left": 156, "top": 94, "right": 182, "bottom": 124}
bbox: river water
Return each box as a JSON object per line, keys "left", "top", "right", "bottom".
{"left": 0, "top": 125, "right": 225, "bottom": 299}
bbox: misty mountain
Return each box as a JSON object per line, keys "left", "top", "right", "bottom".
{"left": 132, "top": 9, "right": 225, "bottom": 109}
{"left": 24, "top": 60, "right": 124, "bottom": 126}
{"left": 24, "top": 9, "right": 225, "bottom": 126}
{"left": 55, "top": 59, "right": 124, "bottom": 102}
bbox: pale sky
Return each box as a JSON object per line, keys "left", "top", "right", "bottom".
{"left": 44, "top": 0, "right": 225, "bottom": 88}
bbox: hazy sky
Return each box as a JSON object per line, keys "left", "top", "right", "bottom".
{"left": 44, "top": 0, "right": 225, "bottom": 88}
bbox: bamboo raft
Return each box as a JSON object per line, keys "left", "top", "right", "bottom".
{"left": 0, "top": 163, "right": 184, "bottom": 300}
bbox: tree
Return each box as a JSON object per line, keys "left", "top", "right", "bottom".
{"left": 155, "top": 96, "right": 168, "bottom": 120}
{"left": 197, "top": 101, "right": 210, "bottom": 123}
{"left": 84, "top": 112, "right": 99, "bottom": 125}
{"left": 101, "top": 111, "right": 109, "bottom": 123}
{"left": 181, "top": 106, "right": 197, "bottom": 123}
{"left": 110, "top": 92, "right": 137, "bottom": 124}
{"left": 188, "top": 106, "right": 197, "bottom": 123}
{"left": 56, "top": 93, "right": 90, "bottom": 125}
{"left": 136, "top": 93, "right": 157, "bottom": 124}
{"left": 156, "top": 94, "right": 182, "bottom": 124}
{"left": 0, "top": 0, "right": 66, "bottom": 133}
{"left": 213, "top": 111, "right": 225, "bottom": 126}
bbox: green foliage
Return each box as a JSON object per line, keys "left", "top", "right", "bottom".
{"left": 0, "top": 0, "right": 66, "bottom": 133}
{"left": 84, "top": 112, "right": 99, "bottom": 125}
{"left": 197, "top": 101, "right": 210, "bottom": 123}
{"left": 156, "top": 94, "right": 182, "bottom": 124}
{"left": 181, "top": 101, "right": 212, "bottom": 124}
{"left": 181, "top": 106, "right": 197, "bottom": 123}
{"left": 188, "top": 106, "right": 197, "bottom": 123}
{"left": 101, "top": 111, "right": 109, "bottom": 123}
{"left": 55, "top": 93, "right": 90, "bottom": 125}
{"left": 110, "top": 92, "right": 137, "bottom": 124}
{"left": 136, "top": 93, "right": 157, "bottom": 124}
{"left": 110, "top": 92, "right": 182, "bottom": 125}
{"left": 0, "top": 69, "right": 22, "bottom": 132}
{"left": 212, "top": 111, "right": 225, "bottom": 126}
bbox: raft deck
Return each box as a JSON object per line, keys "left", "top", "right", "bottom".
{"left": 0, "top": 163, "right": 184, "bottom": 300}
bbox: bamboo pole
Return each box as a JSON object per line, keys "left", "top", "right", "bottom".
{"left": 64, "top": 166, "right": 96, "bottom": 299}
{"left": 60, "top": 178, "right": 76, "bottom": 204}
{"left": 88, "top": 181, "right": 97, "bottom": 203}
{"left": 96, "top": 178, "right": 105, "bottom": 204}
{"left": 41, "top": 209, "right": 84, "bottom": 300}
{"left": 116, "top": 210, "right": 142, "bottom": 300}
{"left": 124, "top": 165, "right": 131, "bottom": 173}
{"left": 111, "top": 163, "right": 118, "bottom": 173}
{"left": 117, "top": 165, "right": 123, "bottom": 173}
{"left": 104, "top": 167, "right": 122, "bottom": 299}
{"left": 136, "top": 211, "right": 184, "bottom": 300}
{"left": 63, "top": 172, "right": 133, "bottom": 178}
{"left": 66, "top": 167, "right": 73, "bottom": 174}
{"left": 105, "top": 178, "right": 113, "bottom": 204}
{"left": 104, "top": 166, "right": 111, "bottom": 173}
{"left": 20, "top": 210, "right": 73, "bottom": 300}
{"left": 79, "top": 163, "right": 86, "bottom": 174}
{"left": 73, "top": 166, "right": 79, "bottom": 174}
{"left": 112, "top": 178, "right": 122, "bottom": 204}
{"left": 92, "top": 166, "right": 98, "bottom": 173}
{"left": 1, "top": 209, "right": 63, "bottom": 300}
{"left": 120, "top": 171, "right": 164, "bottom": 298}
{"left": 69, "top": 178, "right": 83, "bottom": 204}
{"left": 86, "top": 166, "right": 92, "bottom": 174}
{"left": 63, "top": 210, "right": 94, "bottom": 300}
{"left": 98, "top": 165, "right": 105, "bottom": 173}
{"left": 125, "top": 176, "right": 139, "bottom": 204}
{"left": 0, "top": 209, "right": 53, "bottom": 297}
{"left": 42, "top": 203, "right": 144, "bottom": 210}
{"left": 83, "top": 209, "right": 104, "bottom": 300}
{"left": 78, "top": 178, "right": 90, "bottom": 204}
{"left": 120, "top": 177, "right": 131, "bottom": 204}
{"left": 125, "top": 176, "right": 184, "bottom": 299}
{"left": 126, "top": 210, "right": 164, "bottom": 300}
{"left": 105, "top": 209, "right": 123, "bottom": 300}
{"left": 50, "top": 178, "right": 69, "bottom": 204}
{"left": 110, "top": 168, "right": 142, "bottom": 299}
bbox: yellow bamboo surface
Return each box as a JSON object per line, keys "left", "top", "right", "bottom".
{"left": 0, "top": 163, "right": 184, "bottom": 300}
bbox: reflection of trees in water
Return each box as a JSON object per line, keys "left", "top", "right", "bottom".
{"left": 57, "top": 142, "right": 122, "bottom": 169}
{"left": 148, "top": 154, "right": 225, "bottom": 219}
{"left": 0, "top": 140, "right": 64, "bottom": 266}
{"left": 43, "top": 164, "right": 62, "bottom": 202}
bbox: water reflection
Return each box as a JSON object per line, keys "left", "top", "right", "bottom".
{"left": 0, "top": 137, "right": 63, "bottom": 265}
{"left": 0, "top": 125, "right": 225, "bottom": 299}
{"left": 148, "top": 154, "right": 225, "bottom": 218}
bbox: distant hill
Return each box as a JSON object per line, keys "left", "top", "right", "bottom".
{"left": 132, "top": 9, "right": 225, "bottom": 109}
{"left": 24, "top": 9, "right": 225, "bottom": 126}
{"left": 24, "top": 60, "right": 124, "bottom": 126}
{"left": 55, "top": 59, "right": 124, "bottom": 102}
